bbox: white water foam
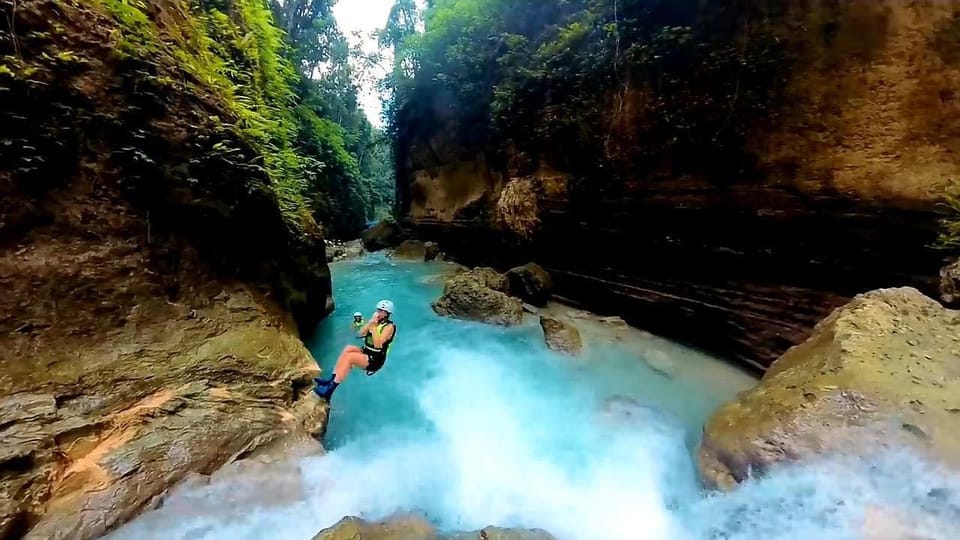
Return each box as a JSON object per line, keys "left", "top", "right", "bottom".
{"left": 107, "top": 256, "right": 960, "bottom": 539}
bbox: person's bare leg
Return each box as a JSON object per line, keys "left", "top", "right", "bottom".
{"left": 314, "top": 348, "right": 370, "bottom": 399}
{"left": 333, "top": 350, "right": 369, "bottom": 383}
{"left": 316, "top": 345, "right": 363, "bottom": 384}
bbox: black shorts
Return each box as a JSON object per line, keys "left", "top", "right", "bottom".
{"left": 363, "top": 349, "right": 386, "bottom": 374}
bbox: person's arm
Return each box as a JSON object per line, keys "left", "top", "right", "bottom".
{"left": 371, "top": 323, "right": 394, "bottom": 348}
{"left": 357, "top": 322, "right": 373, "bottom": 338}
{"left": 357, "top": 312, "right": 382, "bottom": 338}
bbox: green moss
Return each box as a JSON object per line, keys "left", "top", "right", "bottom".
{"left": 88, "top": 0, "right": 363, "bottom": 237}
{"left": 935, "top": 186, "right": 960, "bottom": 251}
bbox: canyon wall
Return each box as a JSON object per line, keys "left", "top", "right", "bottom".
{"left": 0, "top": 0, "right": 331, "bottom": 536}
{"left": 396, "top": 0, "right": 960, "bottom": 370}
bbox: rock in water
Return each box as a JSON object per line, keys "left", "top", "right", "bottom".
{"left": 313, "top": 515, "right": 556, "bottom": 540}
{"left": 392, "top": 239, "right": 428, "bottom": 260}
{"left": 470, "top": 267, "right": 510, "bottom": 293}
{"left": 539, "top": 315, "right": 582, "bottom": 354}
{"left": 941, "top": 259, "right": 960, "bottom": 306}
{"left": 313, "top": 514, "right": 437, "bottom": 540}
{"left": 361, "top": 219, "right": 403, "bottom": 251}
{"left": 424, "top": 241, "right": 441, "bottom": 261}
{"left": 339, "top": 239, "right": 366, "bottom": 261}
{"left": 699, "top": 287, "right": 960, "bottom": 491}
{"left": 506, "top": 262, "right": 553, "bottom": 306}
{"left": 432, "top": 273, "right": 523, "bottom": 326}
{"left": 446, "top": 527, "right": 557, "bottom": 540}
{"left": 326, "top": 239, "right": 366, "bottom": 262}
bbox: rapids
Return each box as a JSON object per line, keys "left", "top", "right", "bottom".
{"left": 107, "top": 254, "right": 960, "bottom": 540}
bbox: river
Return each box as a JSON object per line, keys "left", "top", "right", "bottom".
{"left": 107, "top": 253, "right": 960, "bottom": 540}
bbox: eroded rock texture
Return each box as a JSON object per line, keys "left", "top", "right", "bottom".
{"left": 699, "top": 288, "right": 960, "bottom": 490}
{"left": 0, "top": 0, "right": 333, "bottom": 536}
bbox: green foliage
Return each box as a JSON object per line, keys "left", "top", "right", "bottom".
{"left": 390, "top": 0, "right": 791, "bottom": 182}
{"left": 91, "top": 0, "right": 393, "bottom": 238}
{"left": 935, "top": 185, "right": 960, "bottom": 251}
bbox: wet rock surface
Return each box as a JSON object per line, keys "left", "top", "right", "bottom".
{"left": 699, "top": 287, "right": 960, "bottom": 491}
{"left": 0, "top": 266, "right": 329, "bottom": 539}
{"left": 362, "top": 219, "right": 404, "bottom": 251}
{"left": 313, "top": 514, "right": 556, "bottom": 540}
{"left": 941, "top": 259, "right": 960, "bottom": 306}
{"left": 313, "top": 515, "right": 437, "bottom": 540}
{"left": 539, "top": 315, "right": 582, "bottom": 354}
{"left": 432, "top": 272, "right": 523, "bottom": 326}
{"left": 468, "top": 267, "right": 511, "bottom": 293}
{"left": 506, "top": 263, "right": 553, "bottom": 306}
{"left": 424, "top": 241, "right": 441, "bottom": 261}
{"left": 392, "top": 239, "right": 429, "bottom": 260}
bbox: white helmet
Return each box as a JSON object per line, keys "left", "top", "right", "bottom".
{"left": 353, "top": 312, "right": 363, "bottom": 317}
{"left": 376, "top": 300, "right": 394, "bottom": 314}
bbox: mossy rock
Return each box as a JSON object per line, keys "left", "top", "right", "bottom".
{"left": 699, "top": 287, "right": 960, "bottom": 490}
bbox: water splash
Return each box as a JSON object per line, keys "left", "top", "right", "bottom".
{"left": 108, "top": 254, "right": 960, "bottom": 540}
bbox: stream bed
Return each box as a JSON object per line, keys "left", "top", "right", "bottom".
{"left": 108, "top": 254, "right": 960, "bottom": 540}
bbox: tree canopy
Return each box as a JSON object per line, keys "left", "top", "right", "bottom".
{"left": 386, "top": 0, "right": 791, "bottom": 188}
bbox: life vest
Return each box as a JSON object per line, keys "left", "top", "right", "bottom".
{"left": 363, "top": 321, "right": 396, "bottom": 357}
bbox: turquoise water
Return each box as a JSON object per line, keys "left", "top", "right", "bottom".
{"left": 108, "top": 254, "right": 960, "bottom": 540}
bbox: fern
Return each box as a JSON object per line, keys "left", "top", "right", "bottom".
{"left": 935, "top": 186, "right": 960, "bottom": 251}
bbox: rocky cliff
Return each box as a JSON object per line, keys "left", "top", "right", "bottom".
{"left": 395, "top": 0, "right": 960, "bottom": 370}
{"left": 1, "top": 0, "right": 332, "bottom": 536}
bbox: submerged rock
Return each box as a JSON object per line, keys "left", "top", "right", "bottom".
{"left": 699, "top": 287, "right": 960, "bottom": 491}
{"left": 539, "top": 315, "right": 582, "bottom": 354}
{"left": 432, "top": 273, "right": 523, "bottom": 326}
{"left": 424, "top": 241, "right": 441, "bottom": 261}
{"left": 446, "top": 526, "right": 557, "bottom": 540}
{"left": 313, "top": 515, "right": 557, "bottom": 540}
{"left": 941, "top": 259, "right": 960, "bottom": 306}
{"left": 506, "top": 263, "right": 553, "bottom": 306}
{"left": 392, "top": 239, "right": 428, "bottom": 260}
{"left": 598, "top": 396, "right": 666, "bottom": 427}
{"left": 362, "top": 219, "right": 404, "bottom": 251}
{"left": 643, "top": 350, "right": 676, "bottom": 377}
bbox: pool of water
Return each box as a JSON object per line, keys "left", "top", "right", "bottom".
{"left": 108, "top": 253, "right": 960, "bottom": 540}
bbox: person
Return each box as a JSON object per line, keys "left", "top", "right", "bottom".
{"left": 313, "top": 300, "right": 397, "bottom": 400}
{"left": 352, "top": 311, "right": 364, "bottom": 329}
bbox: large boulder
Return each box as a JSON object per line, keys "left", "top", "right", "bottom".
{"left": 539, "top": 315, "right": 582, "bottom": 354}
{"left": 699, "top": 287, "right": 960, "bottom": 491}
{"left": 392, "top": 240, "right": 428, "bottom": 260}
{"left": 313, "top": 515, "right": 556, "bottom": 540}
{"left": 326, "top": 239, "right": 366, "bottom": 262}
{"left": 941, "top": 258, "right": 960, "bottom": 306}
{"left": 505, "top": 263, "right": 553, "bottom": 306}
{"left": 432, "top": 273, "right": 523, "bottom": 326}
{"left": 470, "top": 267, "right": 510, "bottom": 293}
{"left": 361, "top": 219, "right": 403, "bottom": 251}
